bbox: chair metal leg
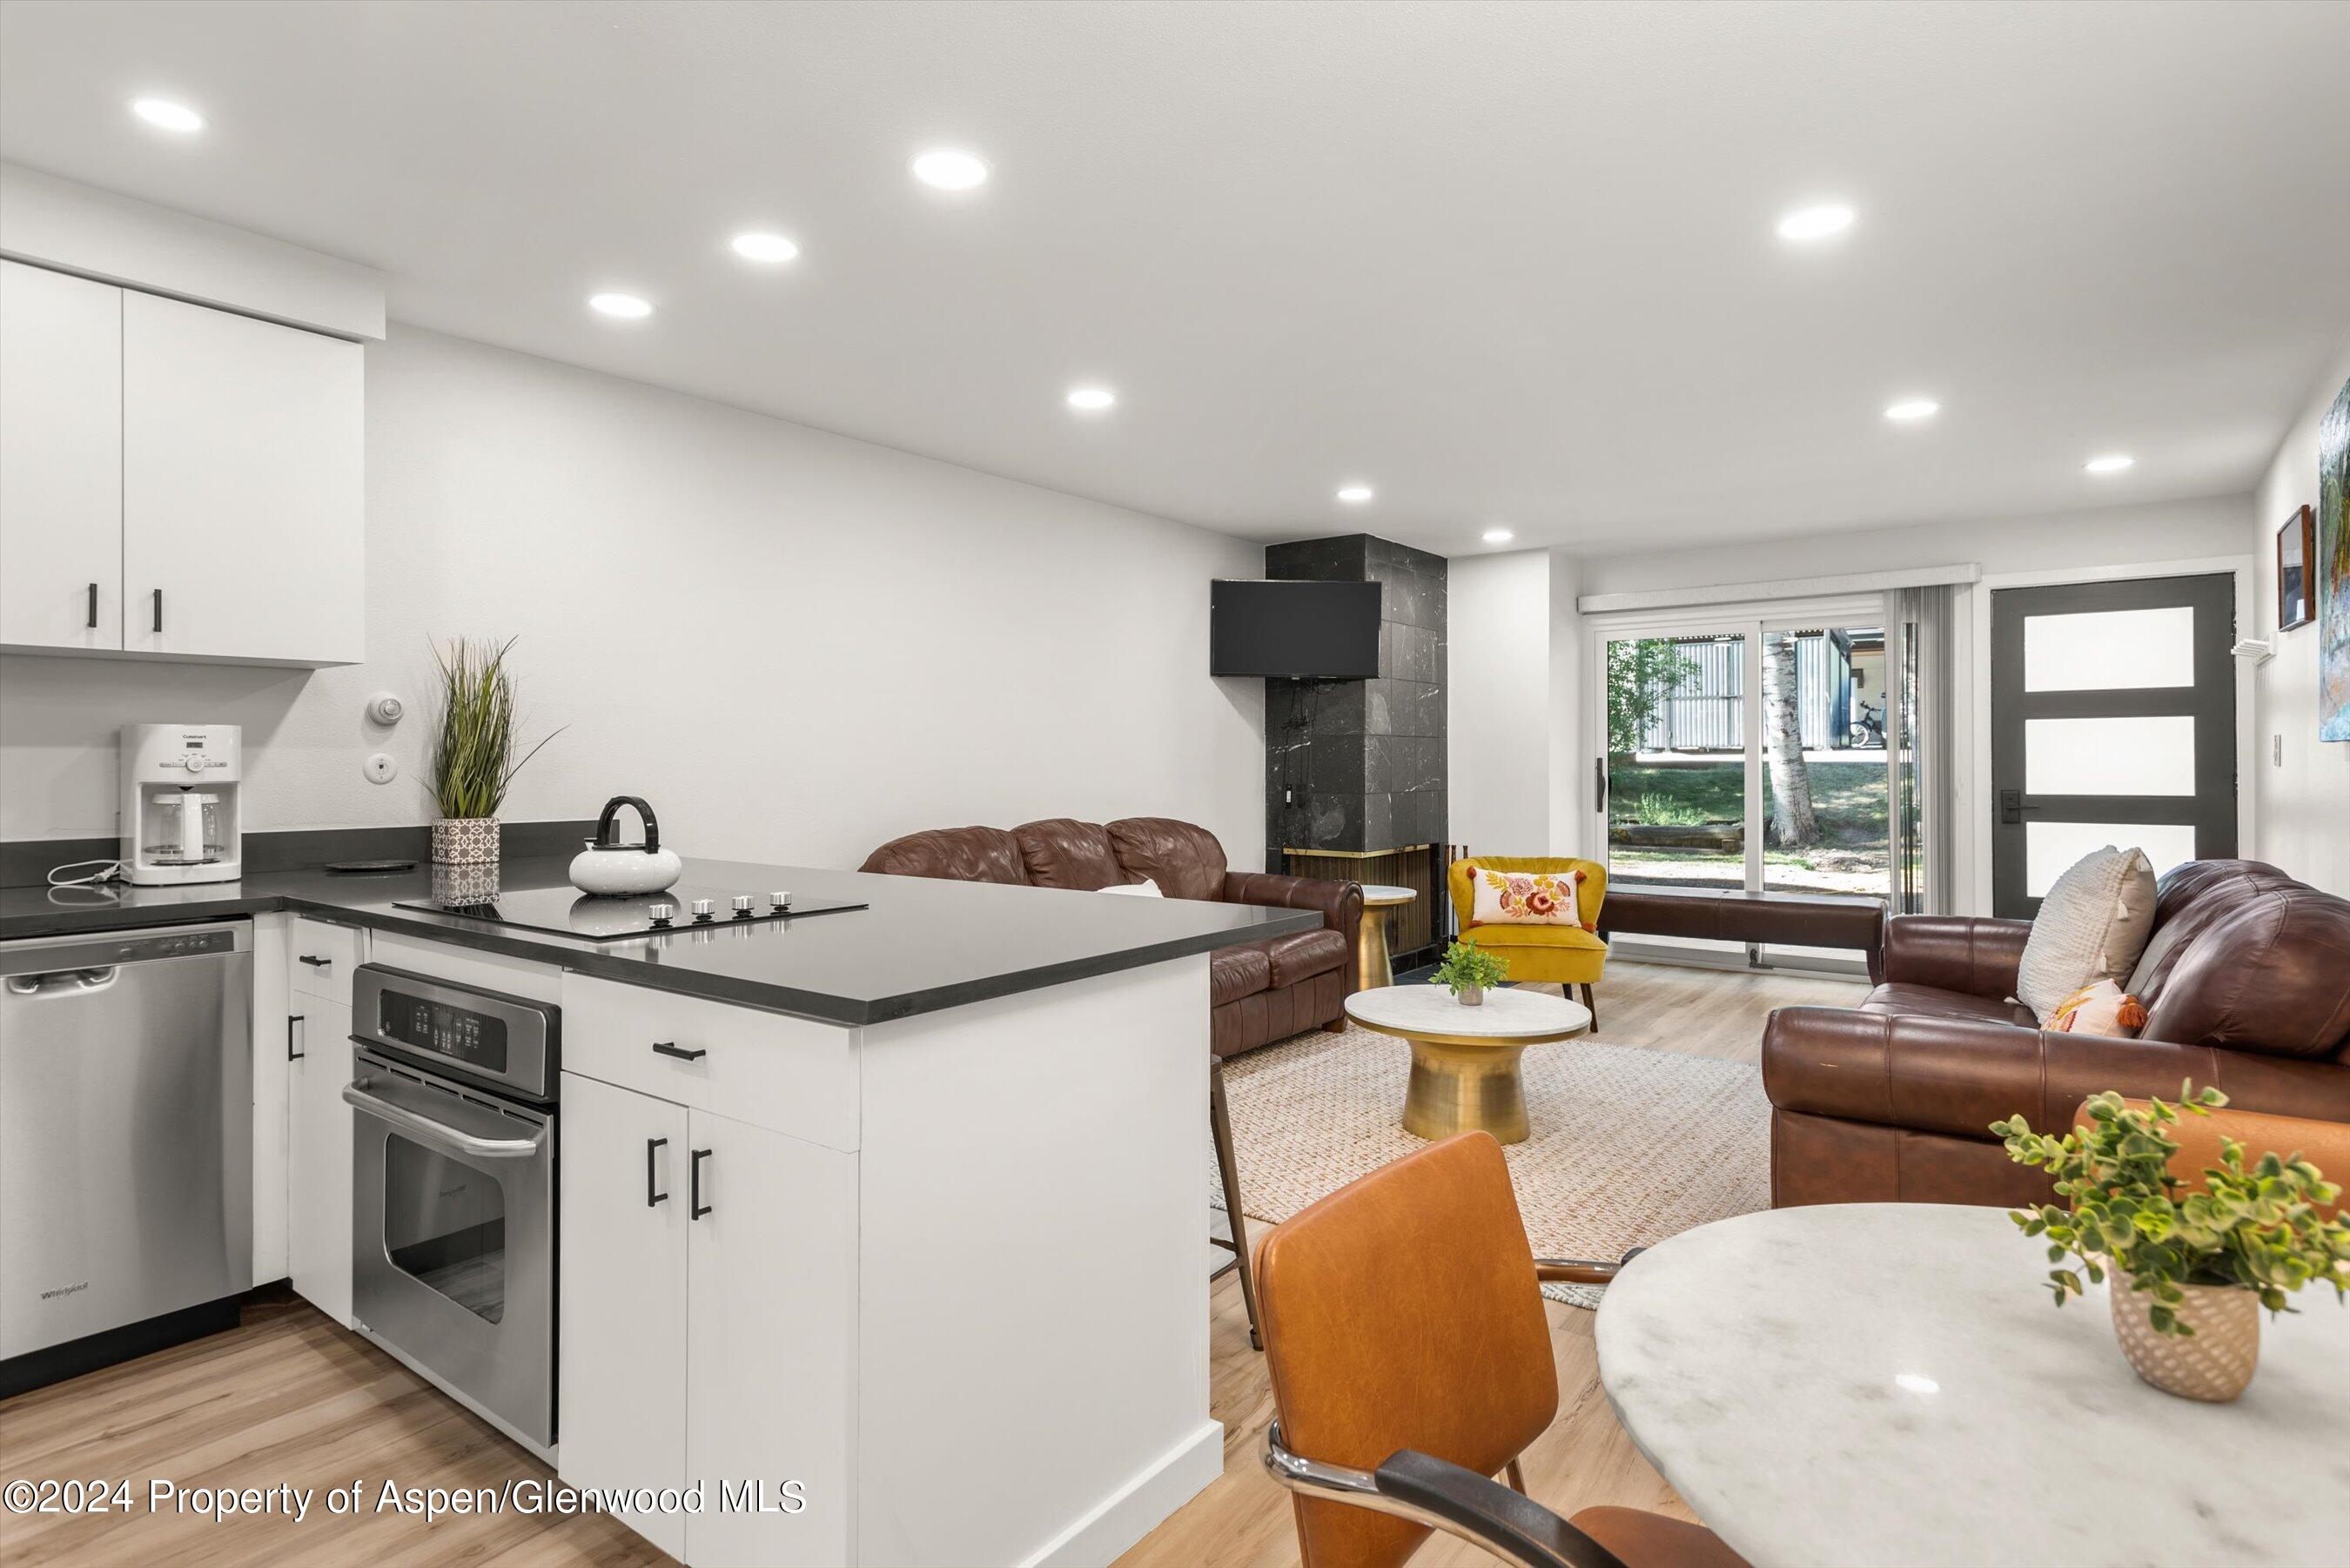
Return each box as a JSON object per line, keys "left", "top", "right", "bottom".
{"left": 1504, "top": 1458, "right": 1528, "bottom": 1495}
{"left": 1210, "top": 1060, "right": 1263, "bottom": 1351}
{"left": 1579, "top": 982, "right": 1597, "bottom": 1033}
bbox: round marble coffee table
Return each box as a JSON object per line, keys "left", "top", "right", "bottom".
{"left": 1353, "top": 883, "right": 1419, "bottom": 989}
{"left": 1343, "top": 984, "right": 1589, "bottom": 1145}
{"left": 1596, "top": 1203, "right": 2350, "bottom": 1568}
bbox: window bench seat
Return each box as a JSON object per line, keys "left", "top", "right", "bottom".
{"left": 1595, "top": 886, "right": 1886, "bottom": 979}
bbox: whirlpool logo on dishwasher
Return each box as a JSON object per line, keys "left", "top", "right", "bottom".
{"left": 40, "top": 1281, "right": 91, "bottom": 1301}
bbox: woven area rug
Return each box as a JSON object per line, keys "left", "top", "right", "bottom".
{"left": 1211, "top": 986, "right": 1770, "bottom": 1308}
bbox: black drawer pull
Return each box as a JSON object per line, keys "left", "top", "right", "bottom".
{"left": 288, "top": 1014, "right": 305, "bottom": 1060}
{"left": 650, "top": 1040, "right": 707, "bottom": 1061}
{"left": 690, "top": 1147, "right": 713, "bottom": 1219}
{"left": 86, "top": 582, "right": 98, "bottom": 629}
{"left": 152, "top": 587, "right": 163, "bottom": 634}
{"left": 647, "top": 1136, "right": 668, "bottom": 1207}
{"left": 298, "top": 954, "right": 333, "bottom": 968}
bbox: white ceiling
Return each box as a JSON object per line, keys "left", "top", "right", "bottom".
{"left": 3, "top": 1, "right": 2346, "bottom": 556}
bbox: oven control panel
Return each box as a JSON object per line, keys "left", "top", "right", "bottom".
{"left": 351, "top": 963, "right": 557, "bottom": 1102}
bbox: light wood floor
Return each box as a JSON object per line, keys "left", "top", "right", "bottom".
{"left": 0, "top": 959, "right": 1860, "bottom": 1568}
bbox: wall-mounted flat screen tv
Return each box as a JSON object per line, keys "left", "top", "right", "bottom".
{"left": 1210, "top": 580, "right": 1381, "bottom": 679}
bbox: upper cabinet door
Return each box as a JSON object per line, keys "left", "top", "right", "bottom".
{"left": 0, "top": 260, "right": 124, "bottom": 652}
{"left": 122, "top": 291, "right": 364, "bottom": 665}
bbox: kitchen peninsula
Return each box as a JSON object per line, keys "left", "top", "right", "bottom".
{"left": 2, "top": 853, "right": 1316, "bottom": 1568}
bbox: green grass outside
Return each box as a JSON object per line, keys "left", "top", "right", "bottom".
{"left": 1609, "top": 760, "right": 1888, "bottom": 850}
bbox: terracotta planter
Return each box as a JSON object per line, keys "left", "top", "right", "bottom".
{"left": 431, "top": 816, "right": 500, "bottom": 866}
{"left": 2110, "top": 1281, "right": 2259, "bottom": 1402}
{"left": 1455, "top": 984, "right": 1485, "bottom": 1007}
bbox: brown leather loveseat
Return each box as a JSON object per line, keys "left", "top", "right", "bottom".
{"left": 1763, "top": 860, "right": 2350, "bottom": 1209}
{"left": 861, "top": 816, "right": 1360, "bottom": 1049}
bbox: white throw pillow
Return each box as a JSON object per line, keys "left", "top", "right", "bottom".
{"left": 2017, "top": 846, "right": 2159, "bottom": 1023}
{"left": 1099, "top": 878, "right": 1163, "bottom": 898}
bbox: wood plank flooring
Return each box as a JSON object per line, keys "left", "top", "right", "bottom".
{"left": 0, "top": 959, "right": 1858, "bottom": 1568}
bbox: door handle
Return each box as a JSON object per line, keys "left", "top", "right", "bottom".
{"left": 298, "top": 954, "right": 333, "bottom": 968}
{"left": 152, "top": 587, "right": 163, "bottom": 635}
{"left": 341, "top": 1080, "right": 547, "bottom": 1159}
{"left": 647, "top": 1136, "right": 668, "bottom": 1207}
{"left": 1595, "top": 756, "right": 1608, "bottom": 810}
{"left": 650, "top": 1040, "right": 707, "bottom": 1062}
{"left": 86, "top": 582, "right": 98, "bottom": 630}
{"left": 288, "top": 1013, "right": 306, "bottom": 1060}
{"left": 690, "top": 1147, "right": 713, "bottom": 1219}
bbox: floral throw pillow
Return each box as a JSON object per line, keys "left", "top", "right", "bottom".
{"left": 1470, "top": 867, "right": 1585, "bottom": 927}
{"left": 2046, "top": 978, "right": 2148, "bottom": 1037}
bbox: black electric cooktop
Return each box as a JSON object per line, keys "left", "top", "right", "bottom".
{"left": 393, "top": 883, "right": 867, "bottom": 942}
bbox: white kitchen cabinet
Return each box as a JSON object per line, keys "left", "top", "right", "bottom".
{"left": 122, "top": 289, "right": 364, "bottom": 665}
{"left": 0, "top": 258, "right": 123, "bottom": 651}
{"left": 287, "top": 995, "right": 355, "bottom": 1328}
{"left": 252, "top": 915, "right": 292, "bottom": 1284}
{"left": 557, "top": 1072, "right": 691, "bottom": 1561}
{"left": 559, "top": 1075, "right": 856, "bottom": 1568}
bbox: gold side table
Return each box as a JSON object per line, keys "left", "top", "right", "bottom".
{"left": 1343, "top": 985, "right": 1591, "bottom": 1145}
{"left": 1353, "top": 883, "right": 1419, "bottom": 989}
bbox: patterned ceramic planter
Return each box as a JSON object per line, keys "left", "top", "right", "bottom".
{"left": 431, "top": 816, "right": 500, "bottom": 866}
{"left": 2110, "top": 1281, "right": 2259, "bottom": 1402}
{"left": 1455, "top": 984, "right": 1485, "bottom": 1007}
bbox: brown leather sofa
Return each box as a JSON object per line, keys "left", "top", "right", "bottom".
{"left": 862, "top": 815, "right": 1362, "bottom": 1350}
{"left": 1763, "top": 860, "right": 2350, "bottom": 1209}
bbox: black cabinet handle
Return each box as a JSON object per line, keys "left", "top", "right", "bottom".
{"left": 86, "top": 582, "right": 98, "bottom": 629}
{"left": 650, "top": 1040, "right": 707, "bottom": 1062}
{"left": 647, "top": 1136, "right": 668, "bottom": 1207}
{"left": 690, "top": 1148, "right": 713, "bottom": 1219}
{"left": 152, "top": 587, "right": 163, "bottom": 634}
{"left": 298, "top": 954, "right": 332, "bottom": 968}
{"left": 287, "top": 1014, "right": 305, "bottom": 1060}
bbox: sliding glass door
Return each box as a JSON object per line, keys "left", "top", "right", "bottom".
{"left": 1598, "top": 594, "right": 1930, "bottom": 934}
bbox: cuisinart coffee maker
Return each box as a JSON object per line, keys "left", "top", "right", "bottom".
{"left": 119, "top": 723, "right": 244, "bottom": 885}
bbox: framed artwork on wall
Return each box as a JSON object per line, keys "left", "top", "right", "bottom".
{"left": 2320, "top": 375, "right": 2350, "bottom": 743}
{"left": 2278, "top": 504, "right": 2314, "bottom": 630}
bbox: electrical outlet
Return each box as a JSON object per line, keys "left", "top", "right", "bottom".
{"left": 364, "top": 752, "right": 399, "bottom": 784}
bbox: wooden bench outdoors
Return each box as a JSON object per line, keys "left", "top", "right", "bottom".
{"left": 1596, "top": 885, "right": 1886, "bottom": 979}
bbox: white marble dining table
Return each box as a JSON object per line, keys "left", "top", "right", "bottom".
{"left": 1595, "top": 1203, "right": 2350, "bottom": 1568}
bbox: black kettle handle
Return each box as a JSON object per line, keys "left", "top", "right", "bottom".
{"left": 594, "top": 795, "right": 661, "bottom": 854}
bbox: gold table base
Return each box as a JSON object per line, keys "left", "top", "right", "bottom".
{"left": 1403, "top": 1036, "right": 1535, "bottom": 1144}
{"left": 1353, "top": 891, "right": 1418, "bottom": 990}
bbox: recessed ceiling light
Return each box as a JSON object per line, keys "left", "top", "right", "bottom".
{"left": 588, "top": 292, "right": 653, "bottom": 320}
{"left": 911, "top": 148, "right": 990, "bottom": 191}
{"left": 2084, "top": 453, "right": 2135, "bottom": 474}
{"left": 1482, "top": 527, "right": 1515, "bottom": 544}
{"left": 1335, "top": 485, "right": 1374, "bottom": 505}
{"left": 1065, "top": 385, "right": 1116, "bottom": 412}
{"left": 1884, "top": 398, "right": 1940, "bottom": 423}
{"left": 131, "top": 97, "right": 205, "bottom": 133}
{"left": 730, "top": 232, "right": 800, "bottom": 264}
{"left": 1776, "top": 203, "right": 1856, "bottom": 242}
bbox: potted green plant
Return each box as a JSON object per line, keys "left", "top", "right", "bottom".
{"left": 427, "top": 636, "right": 561, "bottom": 868}
{"left": 1428, "top": 940, "right": 1507, "bottom": 1007}
{"left": 1992, "top": 1086, "right": 2349, "bottom": 1402}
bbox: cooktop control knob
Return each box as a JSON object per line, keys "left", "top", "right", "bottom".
{"left": 648, "top": 902, "right": 674, "bottom": 927}
{"left": 769, "top": 891, "right": 792, "bottom": 913}
{"left": 731, "top": 895, "right": 755, "bottom": 918}
{"left": 691, "top": 898, "right": 715, "bottom": 922}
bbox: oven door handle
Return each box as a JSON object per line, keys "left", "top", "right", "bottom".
{"left": 342, "top": 1080, "right": 548, "bottom": 1160}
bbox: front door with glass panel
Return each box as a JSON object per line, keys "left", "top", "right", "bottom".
{"left": 1989, "top": 573, "right": 2235, "bottom": 917}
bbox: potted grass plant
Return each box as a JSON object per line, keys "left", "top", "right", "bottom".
{"left": 1428, "top": 940, "right": 1507, "bottom": 1006}
{"left": 427, "top": 636, "right": 561, "bottom": 868}
{"left": 1993, "top": 1086, "right": 2350, "bottom": 1402}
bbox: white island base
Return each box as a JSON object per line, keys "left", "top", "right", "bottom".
{"left": 557, "top": 954, "right": 1219, "bottom": 1567}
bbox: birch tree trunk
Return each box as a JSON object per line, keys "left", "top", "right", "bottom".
{"left": 1762, "top": 634, "right": 1821, "bottom": 848}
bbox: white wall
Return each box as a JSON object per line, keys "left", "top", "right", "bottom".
{"left": 1445, "top": 548, "right": 1587, "bottom": 861}
{"left": 0, "top": 326, "right": 1268, "bottom": 869}
{"left": 2248, "top": 330, "right": 2350, "bottom": 897}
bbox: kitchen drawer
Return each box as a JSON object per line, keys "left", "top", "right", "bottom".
{"left": 288, "top": 916, "right": 360, "bottom": 1000}
{"left": 559, "top": 975, "right": 858, "bottom": 1151}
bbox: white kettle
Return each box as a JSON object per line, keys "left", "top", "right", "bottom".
{"left": 569, "top": 795, "right": 683, "bottom": 896}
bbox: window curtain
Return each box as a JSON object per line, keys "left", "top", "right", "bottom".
{"left": 1890, "top": 585, "right": 1955, "bottom": 913}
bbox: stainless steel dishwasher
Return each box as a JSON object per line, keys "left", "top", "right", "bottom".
{"left": 1, "top": 920, "right": 252, "bottom": 1395}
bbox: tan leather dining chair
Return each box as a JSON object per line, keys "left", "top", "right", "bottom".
{"left": 1252, "top": 1131, "right": 1746, "bottom": 1568}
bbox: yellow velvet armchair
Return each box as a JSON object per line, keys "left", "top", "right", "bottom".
{"left": 1447, "top": 856, "right": 1608, "bottom": 1029}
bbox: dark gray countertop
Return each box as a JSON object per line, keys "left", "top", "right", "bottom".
{"left": 0, "top": 856, "right": 1319, "bottom": 1025}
